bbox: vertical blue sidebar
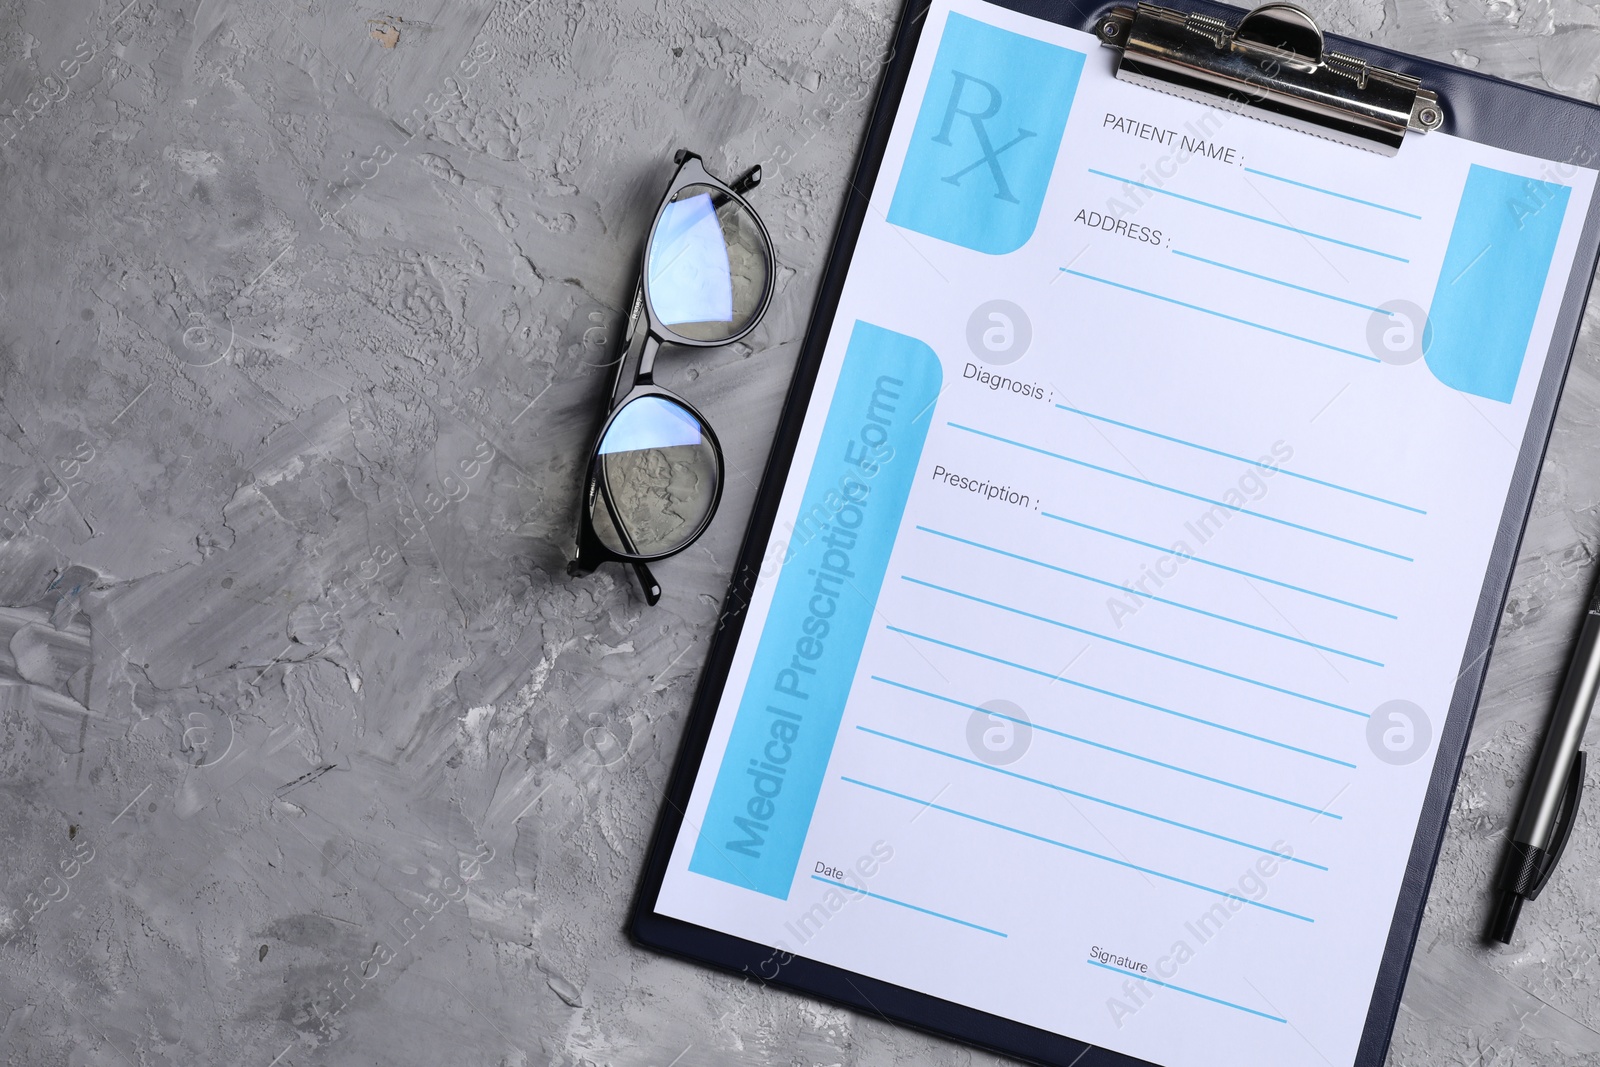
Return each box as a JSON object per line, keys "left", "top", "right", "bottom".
{"left": 887, "top": 13, "right": 1083, "bottom": 255}
{"left": 1424, "top": 164, "right": 1571, "bottom": 403}
{"left": 689, "top": 322, "right": 942, "bottom": 899}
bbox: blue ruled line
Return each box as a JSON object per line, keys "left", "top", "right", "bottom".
{"left": 876, "top": 633, "right": 1350, "bottom": 777}
{"left": 918, "top": 526, "right": 1382, "bottom": 665}
{"left": 1087, "top": 961, "right": 1289, "bottom": 1022}
{"left": 1053, "top": 403, "right": 1424, "bottom": 514}
{"left": 901, "top": 577, "right": 1369, "bottom": 718}
{"left": 809, "top": 874, "right": 1007, "bottom": 937}
{"left": 1040, "top": 513, "right": 1396, "bottom": 619}
{"left": 1171, "top": 250, "right": 1398, "bottom": 317}
{"left": 1243, "top": 166, "right": 1422, "bottom": 219}
{"left": 1086, "top": 168, "right": 1410, "bottom": 261}
{"left": 870, "top": 681, "right": 1344, "bottom": 812}
{"left": 842, "top": 776, "right": 1317, "bottom": 922}
{"left": 856, "top": 725, "right": 1329, "bottom": 870}
{"left": 950, "top": 421, "right": 1413, "bottom": 562}
{"left": 1062, "top": 269, "right": 1379, "bottom": 363}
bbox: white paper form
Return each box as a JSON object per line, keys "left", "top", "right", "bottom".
{"left": 654, "top": 2, "right": 1597, "bottom": 1065}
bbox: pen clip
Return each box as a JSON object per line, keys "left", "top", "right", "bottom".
{"left": 1529, "top": 750, "right": 1585, "bottom": 900}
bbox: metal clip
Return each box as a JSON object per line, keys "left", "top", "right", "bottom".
{"left": 1096, "top": 2, "right": 1444, "bottom": 155}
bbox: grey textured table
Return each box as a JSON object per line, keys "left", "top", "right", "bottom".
{"left": 0, "top": 1, "right": 1597, "bottom": 1065}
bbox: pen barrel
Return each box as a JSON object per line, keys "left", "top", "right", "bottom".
{"left": 1513, "top": 610, "right": 1600, "bottom": 847}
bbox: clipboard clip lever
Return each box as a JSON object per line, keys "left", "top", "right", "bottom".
{"left": 1096, "top": 2, "right": 1444, "bottom": 155}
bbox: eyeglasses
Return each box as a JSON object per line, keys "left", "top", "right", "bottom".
{"left": 567, "top": 150, "right": 776, "bottom": 605}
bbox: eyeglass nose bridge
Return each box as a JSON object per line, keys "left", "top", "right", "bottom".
{"left": 619, "top": 322, "right": 664, "bottom": 390}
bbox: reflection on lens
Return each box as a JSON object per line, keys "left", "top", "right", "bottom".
{"left": 647, "top": 184, "right": 771, "bottom": 342}
{"left": 593, "top": 395, "right": 720, "bottom": 558}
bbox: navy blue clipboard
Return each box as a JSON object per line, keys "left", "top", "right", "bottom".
{"left": 629, "top": 3, "right": 1600, "bottom": 1065}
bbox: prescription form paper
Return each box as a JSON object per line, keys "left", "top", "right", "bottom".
{"left": 657, "top": 1, "right": 1597, "bottom": 1064}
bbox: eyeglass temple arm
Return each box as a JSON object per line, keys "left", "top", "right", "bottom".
{"left": 593, "top": 462, "right": 666, "bottom": 606}
{"left": 567, "top": 503, "right": 664, "bottom": 606}
{"left": 731, "top": 164, "right": 762, "bottom": 194}
{"left": 631, "top": 560, "right": 662, "bottom": 605}
{"left": 673, "top": 147, "right": 762, "bottom": 196}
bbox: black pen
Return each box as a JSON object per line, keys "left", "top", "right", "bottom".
{"left": 1490, "top": 574, "right": 1600, "bottom": 944}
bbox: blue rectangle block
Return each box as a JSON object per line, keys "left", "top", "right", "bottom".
{"left": 688, "top": 322, "right": 942, "bottom": 899}
{"left": 887, "top": 13, "right": 1084, "bottom": 255}
{"left": 1424, "top": 164, "right": 1571, "bottom": 403}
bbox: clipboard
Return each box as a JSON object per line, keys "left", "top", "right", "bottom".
{"left": 629, "top": 2, "right": 1600, "bottom": 1065}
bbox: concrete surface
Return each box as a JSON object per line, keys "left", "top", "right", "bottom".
{"left": 0, "top": 0, "right": 1596, "bottom": 1065}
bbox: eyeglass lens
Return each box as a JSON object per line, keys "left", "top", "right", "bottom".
{"left": 647, "top": 185, "right": 770, "bottom": 342}
{"left": 592, "top": 394, "right": 721, "bottom": 558}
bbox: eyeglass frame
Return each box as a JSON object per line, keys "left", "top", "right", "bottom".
{"left": 566, "top": 150, "right": 775, "bottom": 605}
